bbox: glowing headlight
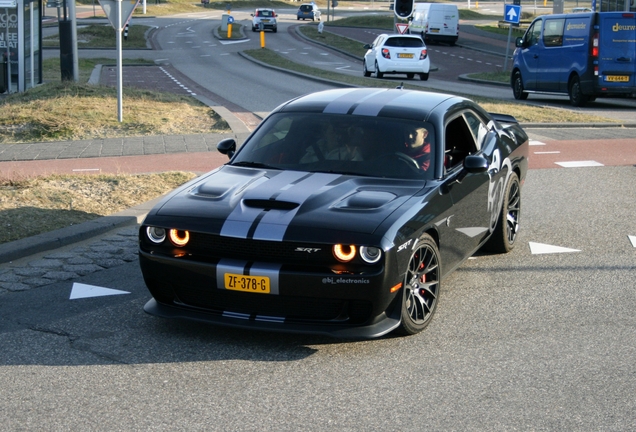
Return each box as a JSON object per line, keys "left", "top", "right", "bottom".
{"left": 146, "top": 227, "right": 166, "bottom": 244}
{"left": 169, "top": 229, "right": 190, "bottom": 247}
{"left": 333, "top": 244, "right": 356, "bottom": 262}
{"left": 360, "top": 246, "right": 382, "bottom": 264}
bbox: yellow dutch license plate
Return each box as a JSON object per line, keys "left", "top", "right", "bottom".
{"left": 605, "top": 75, "right": 629, "bottom": 82}
{"left": 398, "top": 53, "right": 414, "bottom": 59}
{"left": 225, "top": 273, "right": 270, "bottom": 294}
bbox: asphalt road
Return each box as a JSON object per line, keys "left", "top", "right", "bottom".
{"left": 3, "top": 7, "right": 636, "bottom": 430}
{"left": 1, "top": 166, "right": 635, "bottom": 430}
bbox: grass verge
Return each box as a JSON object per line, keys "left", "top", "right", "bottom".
{"left": 0, "top": 172, "right": 198, "bottom": 244}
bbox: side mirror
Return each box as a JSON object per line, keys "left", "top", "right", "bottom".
{"left": 363, "top": 43, "right": 371, "bottom": 49}
{"left": 463, "top": 155, "right": 488, "bottom": 173}
{"left": 455, "top": 155, "right": 488, "bottom": 183}
{"left": 515, "top": 37, "right": 524, "bottom": 48}
{"left": 217, "top": 138, "right": 237, "bottom": 159}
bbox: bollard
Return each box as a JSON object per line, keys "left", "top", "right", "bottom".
{"left": 260, "top": 29, "right": 265, "bottom": 48}
{"left": 228, "top": 23, "right": 232, "bottom": 38}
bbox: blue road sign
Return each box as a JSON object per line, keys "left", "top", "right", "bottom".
{"left": 504, "top": 4, "right": 521, "bottom": 24}
{"left": 227, "top": 16, "right": 235, "bottom": 24}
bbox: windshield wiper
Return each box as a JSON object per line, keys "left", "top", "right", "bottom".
{"left": 231, "top": 161, "right": 279, "bottom": 170}
{"left": 310, "top": 169, "right": 372, "bottom": 177}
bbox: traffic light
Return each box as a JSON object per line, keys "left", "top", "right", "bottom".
{"left": 394, "top": 0, "right": 414, "bottom": 19}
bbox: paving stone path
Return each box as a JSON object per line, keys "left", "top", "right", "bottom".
{"left": 0, "top": 226, "right": 138, "bottom": 294}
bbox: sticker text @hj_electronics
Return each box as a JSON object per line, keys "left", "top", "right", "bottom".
{"left": 323, "top": 277, "right": 370, "bottom": 285}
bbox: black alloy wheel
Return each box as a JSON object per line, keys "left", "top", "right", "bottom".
{"left": 397, "top": 235, "right": 441, "bottom": 335}
{"left": 484, "top": 172, "right": 521, "bottom": 253}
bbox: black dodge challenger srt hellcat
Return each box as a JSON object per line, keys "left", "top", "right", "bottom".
{"left": 139, "top": 87, "right": 529, "bottom": 338}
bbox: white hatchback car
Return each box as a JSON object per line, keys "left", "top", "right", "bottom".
{"left": 251, "top": 8, "right": 277, "bottom": 32}
{"left": 363, "top": 34, "right": 430, "bottom": 80}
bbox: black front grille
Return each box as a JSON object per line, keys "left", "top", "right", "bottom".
{"left": 187, "top": 233, "right": 335, "bottom": 265}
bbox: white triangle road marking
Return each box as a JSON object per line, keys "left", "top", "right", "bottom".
{"left": 529, "top": 242, "right": 581, "bottom": 255}
{"left": 629, "top": 235, "right": 636, "bottom": 248}
{"left": 70, "top": 283, "right": 131, "bottom": 300}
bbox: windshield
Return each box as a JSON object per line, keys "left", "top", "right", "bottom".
{"left": 231, "top": 113, "right": 436, "bottom": 180}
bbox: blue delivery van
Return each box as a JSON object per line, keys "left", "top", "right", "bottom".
{"left": 511, "top": 12, "right": 636, "bottom": 106}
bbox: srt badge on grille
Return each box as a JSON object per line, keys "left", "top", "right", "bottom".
{"left": 295, "top": 247, "right": 321, "bottom": 253}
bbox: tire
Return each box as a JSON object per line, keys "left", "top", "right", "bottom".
{"left": 483, "top": 172, "right": 521, "bottom": 254}
{"left": 273, "top": 27, "right": 277, "bottom": 33}
{"left": 406, "top": 73, "right": 415, "bottom": 79}
{"left": 569, "top": 75, "right": 589, "bottom": 107}
{"left": 420, "top": 72, "right": 429, "bottom": 81}
{"left": 363, "top": 61, "right": 371, "bottom": 77}
{"left": 375, "top": 62, "right": 383, "bottom": 79}
{"left": 512, "top": 71, "right": 528, "bottom": 100}
{"left": 396, "top": 234, "right": 441, "bottom": 335}
{"left": 252, "top": 26, "right": 257, "bottom": 32}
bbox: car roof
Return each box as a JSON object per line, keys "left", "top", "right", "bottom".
{"left": 274, "top": 88, "right": 465, "bottom": 122}
{"left": 380, "top": 33, "right": 424, "bottom": 39}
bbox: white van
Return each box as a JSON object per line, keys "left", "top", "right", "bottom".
{"left": 409, "top": 3, "right": 459, "bottom": 45}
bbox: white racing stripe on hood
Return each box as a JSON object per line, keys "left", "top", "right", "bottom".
{"left": 221, "top": 171, "right": 340, "bottom": 241}
{"left": 253, "top": 172, "right": 338, "bottom": 241}
{"left": 221, "top": 171, "right": 308, "bottom": 239}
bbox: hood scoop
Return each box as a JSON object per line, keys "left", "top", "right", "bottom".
{"left": 244, "top": 199, "right": 300, "bottom": 211}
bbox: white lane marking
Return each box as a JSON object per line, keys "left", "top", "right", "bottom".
{"left": 555, "top": 161, "right": 604, "bottom": 168}
{"left": 529, "top": 140, "right": 546, "bottom": 146}
{"left": 219, "top": 39, "right": 250, "bottom": 45}
{"left": 534, "top": 151, "right": 560, "bottom": 154}
{"left": 529, "top": 242, "right": 581, "bottom": 255}
{"left": 629, "top": 235, "right": 636, "bottom": 247}
{"left": 70, "top": 283, "right": 130, "bottom": 300}
{"left": 72, "top": 168, "right": 100, "bottom": 172}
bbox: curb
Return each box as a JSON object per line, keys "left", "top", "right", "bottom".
{"left": 0, "top": 196, "right": 162, "bottom": 264}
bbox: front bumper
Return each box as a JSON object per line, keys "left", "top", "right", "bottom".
{"left": 139, "top": 250, "right": 402, "bottom": 339}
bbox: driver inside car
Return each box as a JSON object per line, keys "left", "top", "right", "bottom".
{"left": 403, "top": 126, "right": 431, "bottom": 171}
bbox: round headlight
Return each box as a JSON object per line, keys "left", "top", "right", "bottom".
{"left": 360, "top": 246, "right": 382, "bottom": 264}
{"left": 333, "top": 244, "right": 356, "bottom": 262}
{"left": 146, "top": 227, "right": 166, "bottom": 244}
{"left": 169, "top": 229, "right": 190, "bottom": 247}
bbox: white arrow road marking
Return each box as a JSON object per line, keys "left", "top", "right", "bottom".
{"left": 529, "top": 242, "right": 581, "bottom": 255}
{"left": 629, "top": 235, "right": 636, "bottom": 247}
{"left": 70, "top": 283, "right": 130, "bottom": 300}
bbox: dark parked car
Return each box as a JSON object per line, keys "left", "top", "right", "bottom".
{"left": 139, "top": 88, "right": 529, "bottom": 339}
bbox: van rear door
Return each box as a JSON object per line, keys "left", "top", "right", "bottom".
{"left": 597, "top": 12, "right": 636, "bottom": 90}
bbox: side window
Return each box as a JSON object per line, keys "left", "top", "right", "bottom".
{"left": 444, "top": 116, "right": 478, "bottom": 170}
{"left": 463, "top": 111, "right": 488, "bottom": 151}
{"left": 523, "top": 22, "right": 541, "bottom": 46}
{"left": 543, "top": 19, "right": 564, "bottom": 47}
